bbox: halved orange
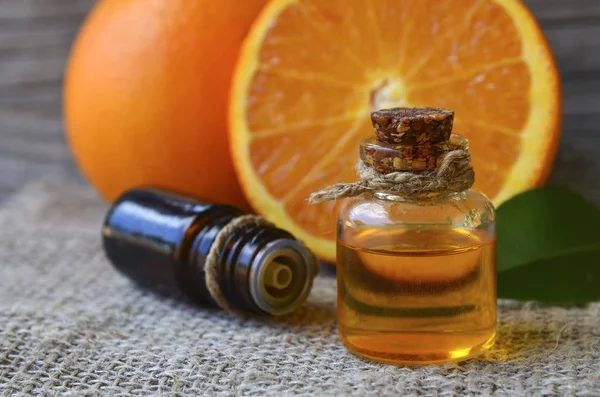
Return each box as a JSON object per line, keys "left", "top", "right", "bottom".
{"left": 230, "top": 0, "right": 561, "bottom": 262}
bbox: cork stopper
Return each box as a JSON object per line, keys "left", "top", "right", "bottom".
{"left": 370, "top": 107, "right": 454, "bottom": 145}
{"left": 310, "top": 106, "right": 474, "bottom": 202}
{"left": 360, "top": 134, "right": 468, "bottom": 173}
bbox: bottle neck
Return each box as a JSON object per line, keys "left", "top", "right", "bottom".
{"left": 373, "top": 191, "right": 466, "bottom": 202}
{"left": 186, "top": 216, "right": 316, "bottom": 315}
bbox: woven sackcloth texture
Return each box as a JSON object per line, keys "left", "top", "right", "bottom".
{"left": 0, "top": 182, "right": 599, "bottom": 396}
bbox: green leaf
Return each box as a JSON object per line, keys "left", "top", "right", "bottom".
{"left": 497, "top": 187, "right": 600, "bottom": 303}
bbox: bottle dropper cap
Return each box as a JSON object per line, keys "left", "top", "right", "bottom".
{"left": 249, "top": 238, "right": 316, "bottom": 316}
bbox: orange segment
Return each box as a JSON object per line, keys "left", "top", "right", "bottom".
{"left": 250, "top": 119, "right": 359, "bottom": 199}
{"left": 230, "top": 0, "right": 561, "bottom": 262}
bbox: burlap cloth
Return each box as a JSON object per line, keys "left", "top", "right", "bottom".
{"left": 0, "top": 182, "right": 599, "bottom": 396}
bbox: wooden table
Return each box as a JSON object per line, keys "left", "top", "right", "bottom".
{"left": 1, "top": 0, "right": 599, "bottom": 203}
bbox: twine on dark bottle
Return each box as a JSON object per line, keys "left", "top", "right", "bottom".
{"left": 204, "top": 215, "right": 274, "bottom": 314}
{"left": 308, "top": 149, "right": 474, "bottom": 203}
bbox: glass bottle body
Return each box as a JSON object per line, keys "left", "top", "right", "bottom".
{"left": 103, "top": 188, "right": 316, "bottom": 316}
{"left": 337, "top": 190, "right": 497, "bottom": 365}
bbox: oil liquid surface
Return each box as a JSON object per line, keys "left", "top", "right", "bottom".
{"left": 337, "top": 227, "right": 497, "bottom": 365}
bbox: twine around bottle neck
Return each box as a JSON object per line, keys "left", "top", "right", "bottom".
{"left": 203, "top": 214, "right": 273, "bottom": 315}
{"left": 308, "top": 149, "right": 475, "bottom": 203}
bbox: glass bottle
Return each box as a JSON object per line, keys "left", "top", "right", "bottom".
{"left": 103, "top": 188, "right": 317, "bottom": 316}
{"left": 336, "top": 108, "right": 497, "bottom": 364}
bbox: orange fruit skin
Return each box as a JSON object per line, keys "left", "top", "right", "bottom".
{"left": 64, "top": 0, "right": 266, "bottom": 209}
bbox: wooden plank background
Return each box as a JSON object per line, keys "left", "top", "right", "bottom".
{"left": 1, "top": 0, "right": 599, "bottom": 203}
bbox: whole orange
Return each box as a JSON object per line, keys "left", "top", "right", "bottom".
{"left": 64, "top": 0, "right": 266, "bottom": 209}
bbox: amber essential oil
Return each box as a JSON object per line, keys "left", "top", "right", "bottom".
{"left": 337, "top": 225, "right": 496, "bottom": 365}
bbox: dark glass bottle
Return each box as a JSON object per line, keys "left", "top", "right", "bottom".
{"left": 103, "top": 188, "right": 317, "bottom": 315}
